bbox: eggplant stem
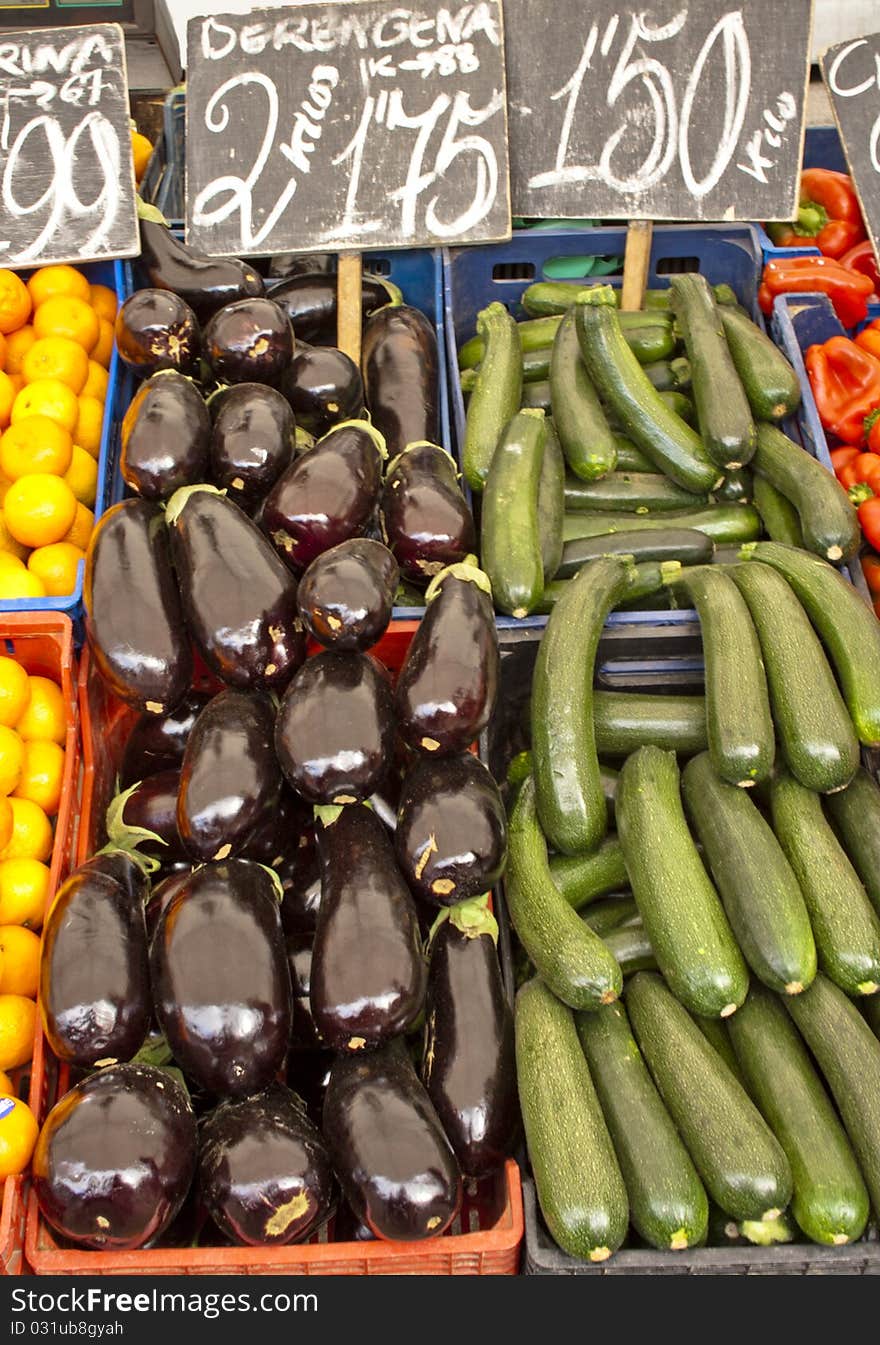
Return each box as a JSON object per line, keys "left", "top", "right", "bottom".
{"left": 424, "top": 556, "right": 492, "bottom": 604}
{"left": 165, "top": 482, "right": 225, "bottom": 527}
{"left": 320, "top": 417, "right": 388, "bottom": 459}
{"left": 103, "top": 781, "right": 167, "bottom": 870}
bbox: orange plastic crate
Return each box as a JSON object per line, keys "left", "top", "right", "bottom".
{"left": 28, "top": 623, "right": 523, "bottom": 1275}
{"left": 0, "top": 613, "right": 79, "bottom": 1275}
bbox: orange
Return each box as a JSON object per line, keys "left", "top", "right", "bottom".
{"left": 0, "top": 1072, "right": 12, "bottom": 1096}
{"left": 0, "top": 661, "right": 28, "bottom": 730}
{"left": 33, "top": 295, "right": 99, "bottom": 353}
{"left": 15, "top": 677, "right": 65, "bottom": 746}
{"left": 0, "top": 1094, "right": 37, "bottom": 1175}
{"left": 64, "top": 447, "right": 97, "bottom": 506}
{"left": 0, "top": 727, "right": 23, "bottom": 797}
{"left": 4, "top": 475, "right": 77, "bottom": 548}
{"left": 0, "top": 274, "right": 31, "bottom": 336}
{"left": 10, "top": 379, "right": 78, "bottom": 434}
{"left": 73, "top": 397, "right": 103, "bottom": 458}
{"left": 0, "top": 996, "right": 35, "bottom": 1071}
{"left": 0, "top": 569, "right": 45, "bottom": 600}
{"left": 22, "top": 337, "right": 89, "bottom": 394}
{"left": 81, "top": 360, "right": 108, "bottom": 402}
{"left": 3, "top": 327, "right": 35, "bottom": 377}
{"left": 0, "top": 417, "right": 72, "bottom": 481}
{"left": 61, "top": 502, "right": 93, "bottom": 551}
{"left": 13, "top": 740, "right": 63, "bottom": 814}
{"left": 131, "top": 130, "right": 154, "bottom": 181}
{"left": 0, "top": 372, "right": 15, "bottom": 430}
{"left": 27, "top": 265, "right": 90, "bottom": 310}
{"left": 0, "top": 333, "right": 6, "bottom": 371}
{"left": 5, "top": 375, "right": 21, "bottom": 399}
{"left": 0, "top": 926, "right": 38, "bottom": 998}
{"left": 89, "top": 318, "right": 114, "bottom": 370}
{"left": 89, "top": 284, "right": 118, "bottom": 323}
{"left": 0, "top": 799, "right": 11, "bottom": 853}
{"left": 0, "top": 859, "right": 48, "bottom": 929}
{"left": 0, "top": 798, "right": 52, "bottom": 862}
{"left": 0, "top": 555, "right": 23, "bottom": 576}
{"left": 27, "top": 543, "right": 83, "bottom": 598}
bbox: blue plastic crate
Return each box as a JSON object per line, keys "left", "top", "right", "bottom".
{"left": 0, "top": 259, "right": 127, "bottom": 631}
{"left": 444, "top": 223, "right": 768, "bottom": 631}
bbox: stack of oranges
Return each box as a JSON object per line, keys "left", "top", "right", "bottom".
{"left": 0, "top": 264, "right": 116, "bottom": 601}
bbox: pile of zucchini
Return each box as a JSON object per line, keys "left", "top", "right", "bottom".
{"left": 507, "top": 545, "right": 880, "bottom": 1263}
{"left": 459, "top": 276, "right": 861, "bottom": 617}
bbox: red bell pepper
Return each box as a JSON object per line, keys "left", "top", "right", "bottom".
{"left": 855, "top": 320, "right": 880, "bottom": 361}
{"left": 840, "top": 239, "right": 880, "bottom": 294}
{"left": 804, "top": 335, "right": 880, "bottom": 445}
{"left": 766, "top": 169, "right": 866, "bottom": 258}
{"left": 867, "top": 407, "right": 880, "bottom": 454}
{"left": 851, "top": 453, "right": 880, "bottom": 489}
{"left": 858, "top": 496, "right": 880, "bottom": 551}
{"left": 831, "top": 446, "right": 861, "bottom": 475}
{"left": 759, "top": 256, "right": 874, "bottom": 328}
{"left": 862, "top": 552, "right": 880, "bottom": 596}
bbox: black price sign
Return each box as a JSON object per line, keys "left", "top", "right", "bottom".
{"left": 0, "top": 23, "right": 139, "bottom": 267}
{"left": 184, "top": 1, "right": 511, "bottom": 257}
{"left": 504, "top": 0, "right": 813, "bottom": 221}
{"left": 821, "top": 33, "right": 880, "bottom": 271}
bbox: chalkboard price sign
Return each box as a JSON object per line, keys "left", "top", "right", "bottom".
{"left": 821, "top": 33, "right": 880, "bottom": 271}
{"left": 504, "top": 0, "right": 813, "bottom": 222}
{"left": 0, "top": 23, "right": 139, "bottom": 267}
{"left": 184, "top": 1, "right": 511, "bottom": 257}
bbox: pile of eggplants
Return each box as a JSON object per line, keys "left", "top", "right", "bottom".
{"left": 39, "top": 552, "right": 518, "bottom": 1253}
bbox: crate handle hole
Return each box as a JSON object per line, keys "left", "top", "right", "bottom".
{"left": 367, "top": 258, "right": 392, "bottom": 277}
{"left": 492, "top": 262, "right": 535, "bottom": 281}
{"left": 655, "top": 256, "right": 700, "bottom": 275}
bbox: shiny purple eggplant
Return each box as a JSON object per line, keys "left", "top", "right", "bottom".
{"left": 279, "top": 824, "right": 322, "bottom": 934}
{"left": 362, "top": 304, "right": 439, "bottom": 457}
{"left": 281, "top": 344, "right": 364, "bottom": 437}
{"left": 114, "top": 288, "right": 201, "bottom": 378}
{"left": 267, "top": 272, "right": 400, "bottom": 344}
{"left": 297, "top": 539, "right": 398, "bottom": 651}
{"left": 119, "top": 691, "right": 211, "bottom": 789}
{"left": 209, "top": 383, "right": 295, "bottom": 510}
{"left": 120, "top": 370, "right": 210, "bottom": 501}
{"left": 204, "top": 298, "right": 293, "bottom": 388}
{"left": 381, "top": 443, "right": 475, "bottom": 583}
{"left": 138, "top": 217, "right": 264, "bottom": 322}
{"left": 287, "top": 934, "right": 321, "bottom": 1051}
{"left": 106, "top": 769, "right": 186, "bottom": 862}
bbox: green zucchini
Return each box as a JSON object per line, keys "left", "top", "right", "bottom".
{"left": 825, "top": 768, "right": 880, "bottom": 917}
{"left": 581, "top": 896, "right": 638, "bottom": 936}
{"left": 459, "top": 310, "right": 675, "bottom": 369}
{"left": 537, "top": 419, "right": 565, "bottom": 583}
{"left": 694, "top": 1016, "right": 744, "bottom": 1086}
{"left": 711, "top": 468, "right": 752, "bottom": 504}
{"left": 731, "top": 561, "right": 859, "bottom": 793}
{"left": 752, "top": 475, "right": 804, "bottom": 547}
{"left": 563, "top": 504, "right": 760, "bottom": 547}
{"left": 785, "top": 974, "right": 880, "bottom": 1217}
{"left": 522, "top": 279, "right": 598, "bottom": 317}
{"left": 481, "top": 408, "right": 546, "bottom": 618}
{"left": 864, "top": 994, "right": 880, "bottom": 1038}
{"left": 626, "top": 973, "right": 793, "bottom": 1221}
{"left": 770, "top": 771, "right": 880, "bottom": 997}
{"left": 678, "top": 566, "right": 774, "bottom": 787}
{"left": 616, "top": 747, "right": 748, "bottom": 1018}
{"left": 549, "top": 835, "right": 628, "bottom": 911}
{"left": 564, "top": 472, "right": 706, "bottom": 513}
{"left": 575, "top": 287, "right": 720, "bottom": 494}
{"left": 506, "top": 776, "right": 622, "bottom": 1009}
{"left": 729, "top": 984, "right": 869, "bottom": 1246}
{"left": 577, "top": 1001, "right": 709, "bottom": 1251}
{"left": 458, "top": 315, "right": 564, "bottom": 369}
{"left": 613, "top": 438, "right": 655, "bottom": 472}
{"left": 462, "top": 302, "right": 522, "bottom": 490}
{"left": 739, "top": 541, "right": 880, "bottom": 746}
{"left": 606, "top": 390, "right": 695, "bottom": 430}
{"left": 642, "top": 356, "right": 691, "bottom": 393}
{"left": 603, "top": 921, "right": 657, "bottom": 975}
{"left": 521, "top": 380, "right": 551, "bottom": 412}
{"left": 521, "top": 347, "right": 551, "bottom": 383}
{"left": 720, "top": 305, "right": 801, "bottom": 423}
{"left": 670, "top": 273, "right": 756, "bottom": 470}
{"left": 682, "top": 751, "right": 817, "bottom": 996}
{"left": 516, "top": 979, "right": 628, "bottom": 1263}
{"left": 751, "top": 423, "right": 860, "bottom": 563}
{"left": 532, "top": 555, "right": 632, "bottom": 854}
{"left": 550, "top": 309, "right": 617, "bottom": 481}
{"left": 593, "top": 690, "right": 707, "bottom": 756}
{"left": 558, "top": 528, "right": 712, "bottom": 578}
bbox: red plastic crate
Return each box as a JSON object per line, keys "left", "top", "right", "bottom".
{"left": 27, "top": 623, "right": 523, "bottom": 1276}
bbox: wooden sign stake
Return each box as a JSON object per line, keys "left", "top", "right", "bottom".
{"left": 620, "top": 221, "right": 653, "bottom": 311}
{"left": 337, "top": 253, "right": 363, "bottom": 365}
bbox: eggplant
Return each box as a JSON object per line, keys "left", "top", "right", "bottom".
{"left": 177, "top": 690, "right": 281, "bottom": 863}
{"left": 85, "top": 498, "right": 192, "bottom": 715}
{"left": 262, "top": 420, "right": 385, "bottom": 573}
{"left": 297, "top": 539, "right": 398, "bottom": 651}
{"left": 204, "top": 298, "right": 294, "bottom": 388}
{"left": 287, "top": 1050, "right": 334, "bottom": 1125}
{"left": 33, "top": 1063, "right": 196, "bottom": 1252}
{"left": 267, "top": 272, "right": 400, "bottom": 344}
{"left": 198, "top": 1085, "right": 334, "bottom": 1247}
{"left": 120, "top": 370, "right": 210, "bottom": 501}
{"left": 423, "top": 902, "right": 518, "bottom": 1177}
{"left": 275, "top": 652, "right": 394, "bottom": 804}
{"left": 242, "top": 786, "right": 309, "bottom": 868}
{"left": 287, "top": 934, "right": 322, "bottom": 1051}
{"left": 395, "top": 753, "right": 507, "bottom": 905}
{"left": 151, "top": 859, "right": 292, "bottom": 1096}
{"left": 281, "top": 344, "right": 364, "bottom": 436}
{"left": 323, "top": 1040, "right": 461, "bottom": 1241}
{"left": 106, "top": 770, "right": 186, "bottom": 862}
{"left": 279, "top": 824, "right": 322, "bottom": 933}
{"left": 114, "top": 288, "right": 201, "bottom": 378}
{"left": 362, "top": 304, "right": 439, "bottom": 458}
{"left": 268, "top": 254, "right": 335, "bottom": 280}
{"left": 395, "top": 564, "right": 499, "bottom": 755}
{"left": 120, "top": 691, "right": 211, "bottom": 789}
{"left": 310, "top": 803, "right": 425, "bottom": 1051}
{"left": 39, "top": 861, "right": 151, "bottom": 1067}
{"left": 167, "top": 485, "right": 306, "bottom": 691}
{"left": 381, "top": 443, "right": 476, "bottom": 583}
{"left": 145, "top": 868, "right": 192, "bottom": 941}
{"left": 139, "top": 216, "right": 264, "bottom": 323}
{"left": 76, "top": 849, "right": 150, "bottom": 908}
{"left": 209, "top": 383, "right": 295, "bottom": 510}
